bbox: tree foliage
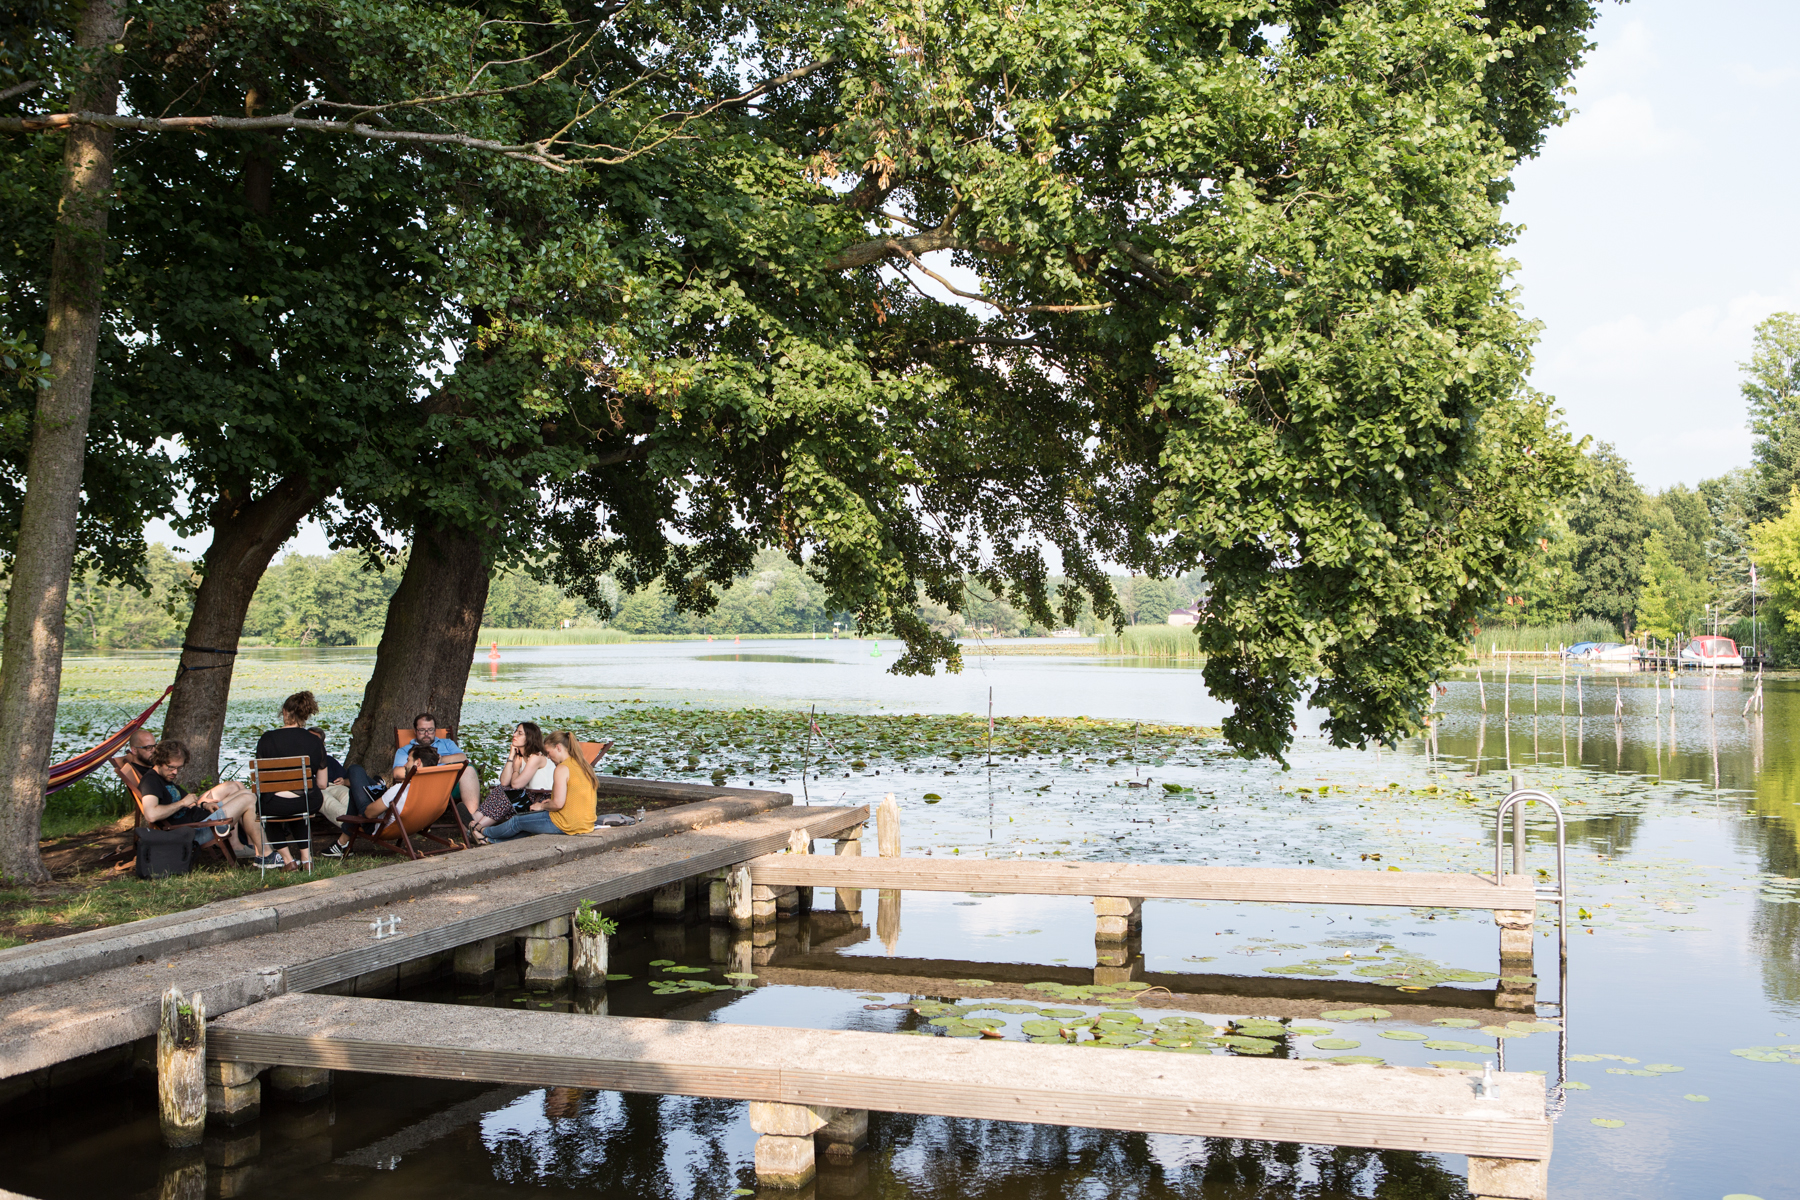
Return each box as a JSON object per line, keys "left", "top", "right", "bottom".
{"left": 1743, "top": 312, "right": 1800, "bottom": 521}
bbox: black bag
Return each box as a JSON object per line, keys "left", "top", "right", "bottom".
{"left": 135, "top": 825, "right": 198, "bottom": 879}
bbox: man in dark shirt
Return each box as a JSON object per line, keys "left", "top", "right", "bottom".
{"left": 137, "top": 740, "right": 279, "bottom": 866}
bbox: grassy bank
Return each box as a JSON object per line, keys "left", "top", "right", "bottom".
{"left": 474, "top": 627, "right": 634, "bottom": 646}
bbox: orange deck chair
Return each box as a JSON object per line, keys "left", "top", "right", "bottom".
{"left": 338, "top": 762, "right": 469, "bottom": 860}
{"left": 580, "top": 740, "right": 613, "bottom": 767}
{"left": 109, "top": 758, "right": 237, "bottom": 869}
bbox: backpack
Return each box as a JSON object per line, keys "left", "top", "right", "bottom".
{"left": 135, "top": 825, "right": 198, "bottom": 879}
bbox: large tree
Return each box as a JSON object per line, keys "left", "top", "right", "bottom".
{"left": 1568, "top": 443, "right": 1648, "bottom": 632}
{"left": 1743, "top": 311, "right": 1800, "bottom": 522}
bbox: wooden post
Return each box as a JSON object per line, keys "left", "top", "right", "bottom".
{"left": 158, "top": 987, "right": 206, "bottom": 1148}
{"left": 787, "top": 827, "right": 813, "bottom": 911}
{"left": 573, "top": 924, "right": 609, "bottom": 989}
{"left": 876, "top": 793, "right": 900, "bottom": 857}
{"left": 728, "top": 863, "right": 753, "bottom": 929}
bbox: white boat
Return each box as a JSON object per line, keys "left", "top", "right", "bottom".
{"left": 1588, "top": 643, "right": 1641, "bottom": 663}
{"left": 1679, "top": 636, "right": 1744, "bottom": 668}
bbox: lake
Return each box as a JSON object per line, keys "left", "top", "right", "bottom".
{"left": 10, "top": 642, "right": 1795, "bottom": 1200}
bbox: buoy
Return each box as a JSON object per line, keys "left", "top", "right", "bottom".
{"left": 871, "top": 644, "right": 882, "bottom": 658}
{"left": 487, "top": 642, "right": 500, "bottom": 660}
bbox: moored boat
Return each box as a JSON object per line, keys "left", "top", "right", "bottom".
{"left": 1679, "top": 636, "right": 1744, "bottom": 668}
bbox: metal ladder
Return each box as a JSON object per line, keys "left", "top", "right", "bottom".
{"left": 1491, "top": 781, "right": 1570, "bottom": 1118}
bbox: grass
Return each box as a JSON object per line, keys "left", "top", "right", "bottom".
{"left": 41, "top": 776, "right": 137, "bottom": 840}
{"left": 1095, "top": 624, "right": 1205, "bottom": 659}
{"left": 1473, "top": 620, "right": 1621, "bottom": 656}
{"left": 0, "top": 855, "right": 390, "bottom": 945}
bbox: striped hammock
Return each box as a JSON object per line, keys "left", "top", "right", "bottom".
{"left": 46, "top": 686, "right": 173, "bottom": 795}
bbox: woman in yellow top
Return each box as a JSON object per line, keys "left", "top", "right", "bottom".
{"left": 477, "top": 730, "right": 596, "bottom": 842}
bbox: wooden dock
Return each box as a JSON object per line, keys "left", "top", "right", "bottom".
{"left": 210, "top": 992, "right": 1553, "bottom": 1164}
{"left": 747, "top": 855, "right": 1538, "bottom": 911}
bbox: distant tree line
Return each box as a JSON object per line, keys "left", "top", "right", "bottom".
{"left": 54, "top": 546, "right": 1209, "bottom": 648}
{"left": 1504, "top": 312, "right": 1799, "bottom": 657}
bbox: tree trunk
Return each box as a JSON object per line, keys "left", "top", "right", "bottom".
{"left": 163, "top": 475, "right": 323, "bottom": 786}
{"left": 0, "top": 0, "right": 126, "bottom": 884}
{"left": 346, "top": 524, "right": 490, "bottom": 775}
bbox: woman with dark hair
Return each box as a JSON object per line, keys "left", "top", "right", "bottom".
{"left": 252, "top": 691, "right": 328, "bottom": 869}
{"left": 476, "top": 722, "right": 551, "bottom": 825}
{"left": 473, "top": 730, "right": 596, "bottom": 843}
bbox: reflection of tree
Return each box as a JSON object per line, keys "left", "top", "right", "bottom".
{"left": 874, "top": 1113, "right": 1468, "bottom": 1199}
{"left": 484, "top": 1091, "right": 741, "bottom": 1196}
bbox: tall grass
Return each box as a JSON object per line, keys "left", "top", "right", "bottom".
{"left": 475, "top": 627, "right": 634, "bottom": 646}
{"left": 1474, "top": 619, "right": 1621, "bottom": 656}
{"left": 1095, "top": 624, "right": 1205, "bottom": 658}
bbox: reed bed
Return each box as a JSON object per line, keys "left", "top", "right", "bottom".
{"left": 1471, "top": 619, "right": 1621, "bottom": 657}
{"left": 1095, "top": 624, "right": 1205, "bottom": 658}
{"left": 475, "top": 627, "right": 634, "bottom": 646}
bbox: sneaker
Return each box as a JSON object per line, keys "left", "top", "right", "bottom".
{"left": 323, "top": 841, "right": 350, "bottom": 860}
{"left": 252, "top": 853, "right": 284, "bottom": 869}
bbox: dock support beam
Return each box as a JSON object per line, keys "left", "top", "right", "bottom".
{"left": 1094, "top": 896, "right": 1143, "bottom": 941}
{"left": 158, "top": 987, "right": 206, "bottom": 1148}
{"left": 1495, "top": 906, "right": 1536, "bottom": 1012}
{"left": 267, "top": 1065, "right": 330, "bottom": 1103}
{"left": 749, "top": 1101, "right": 855, "bottom": 1187}
{"left": 833, "top": 823, "right": 865, "bottom": 914}
{"left": 654, "top": 878, "right": 691, "bottom": 918}
{"left": 454, "top": 937, "right": 496, "bottom": 986}
{"left": 1468, "top": 1155, "right": 1549, "bottom": 1200}
{"left": 519, "top": 917, "right": 571, "bottom": 990}
{"left": 205, "top": 1058, "right": 262, "bottom": 1127}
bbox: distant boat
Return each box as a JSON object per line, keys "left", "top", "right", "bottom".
{"left": 1564, "top": 642, "right": 1639, "bottom": 662}
{"left": 1680, "top": 636, "right": 1744, "bottom": 668}
{"left": 1050, "top": 628, "right": 1082, "bottom": 638}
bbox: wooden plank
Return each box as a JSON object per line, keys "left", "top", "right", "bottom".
{"left": 285, "top": 805, "right": 866, "bottom": 992}
{"left": 746, "top": 857, "right": 1537, "bottom": 911}
{"left": 210, "top": 994, "right": 1550, "bottom": 1161}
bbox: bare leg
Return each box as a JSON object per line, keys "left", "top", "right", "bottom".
{"left": 210, "top": 791, "right": 268, "bottom": 857}
{"left": 458, "top": 766, "right": 481, "bottom": 821}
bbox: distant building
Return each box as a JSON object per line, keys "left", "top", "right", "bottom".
{"left": 1167, "top": 607, "right": 1202, "bottom": 627}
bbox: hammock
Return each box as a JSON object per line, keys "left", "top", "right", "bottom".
{"left": 45, "top": 686, "right": 173, "bottom": 796}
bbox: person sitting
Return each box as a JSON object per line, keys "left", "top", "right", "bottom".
{"left": 253, "top": 690, "right": 330, "bottom": 870}
{"left": 392, "top": 712, "right": 482, "bottom": 830}
{"left": 121, "top": 727, "right": 158, "bottom": 779}
{"left": 307, "top": 727, "right": 348, "bottom": 784}
{"left": 138, "top": 740, "right": 279, "bottom": 867}
{"left": 476, "top": 722, "right": 551, "bottom": 825}
{"left": 342, "top": 742, "right": 439, "bottom": 841}
{"left": 471, "top": 730, "right": 596, "bottom": 843}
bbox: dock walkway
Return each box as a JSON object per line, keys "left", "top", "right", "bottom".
{"left": 0, "top": 795, "right": 864, "bottom": 1083}
{"left": 748, "top": 855, "right": 1538, "bottom": 910}
{"left": 211, "top": 993, "right": 1552, "bottom": 1188}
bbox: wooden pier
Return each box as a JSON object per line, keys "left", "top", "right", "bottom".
{"left": 209, "top": 993, "right": 1553, "bottom": 1200}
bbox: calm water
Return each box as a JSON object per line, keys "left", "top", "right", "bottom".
{"left": 9, "top": 645, "right": 1797, "bottom": 1200}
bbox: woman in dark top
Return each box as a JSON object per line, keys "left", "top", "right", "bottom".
{"left": 253, "top": 691, "right": 330, "bottom": 869}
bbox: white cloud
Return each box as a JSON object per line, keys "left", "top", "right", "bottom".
{"left": 1730, "top": 62, "right": 1797, "bottom": 90}
{"left": 1546, "top": 92, "right": 1682, "bottom": 160}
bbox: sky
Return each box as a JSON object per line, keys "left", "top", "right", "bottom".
{"left": 1504, "top": 0, "right": 1800, "bottom": 491}
{"left": 151, "top": 0, "right": 1800, "bottom": 560}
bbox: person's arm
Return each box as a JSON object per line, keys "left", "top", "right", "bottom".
{"left": 499, "top": 752, "right": 523, "bottom": 789}
{"left": 538, "top": 763, "right": 569, "bottom": 812}
{"left": 139, "top": 784, "right": 195, "bottom": 824}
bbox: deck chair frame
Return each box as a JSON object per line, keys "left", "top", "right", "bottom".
{"left": 580, "top": 740, "right": 613, "bottom": 767}
{"left": 395, "top": 726, "right": 454, "bottom": 748}
{"left": 251, "top": 755, "right": 317, "bottom": 871}
{"left": 338, "top": 762, "right": 469, "bottom": 860}
{"left": 109, "top": 759, "right": 237, "bottom": 869}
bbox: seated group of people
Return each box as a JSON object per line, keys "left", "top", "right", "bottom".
{"left": 119, "top": 689, "right": 602, "bottom": 869}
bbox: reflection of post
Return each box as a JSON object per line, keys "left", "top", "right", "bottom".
{"left": 158, "top": 1152, "right": 206, "bottom": 1200}
{"left": 1473, "top": 717, "right": 1486, "bottom": 775}
{"left": 833, "top": 822, "right": 864, "bottom": 914}
{"left": 876, "top": 888, "right": 901, "bottom": 955}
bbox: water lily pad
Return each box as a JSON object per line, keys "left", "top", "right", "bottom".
{"left": 1290, "top": 1025, "right": 1333, "bottom": 1036}
{"left": 1562, "top": 1081, "right": 1590, "bottom": 1090}
{"left": 1097, "top": 1032, "right": 1146, "bottom": 1045}
{"left": 605, "top": 973, "right": 631, "bottom": 981}
{"left": 649, "top": 959, "right": 675, "bottom": 967}
{"left": 923, "top": 793, "right": 942, "bottom": 800}
{"left": 1428, "top": 1060, "right": 1484, "bottom": 1071}
{"left": 1480, "top": 1025, "right": 1529, "bottom": 1038}
{"left": 858, "top": 994, "right": 887, "bottom": 1001}
{"left": 1313, "top": 1038, "right": 1361, "bottom": 1050}
{"left": 955, "top": 979, "right": 994, "bottom": 987}
{"left": 1424, "top": 1040, "right": 1488, "bottom": 1053}
{"left": 1644, "top": 1064, "right": 1683, "bottom": 1073}
{"left": 1731, "top": 1049, "right": 1787, "bottom": 1062}
{"left": 1038, "top": 1007, "right": 1087, "bottom": 1019}
{"left": 1568, "top": 1054, "right": 1603, "bottom": 1062}
{"left": 663, "top": 965, "right": 710, "bottom": 974}
{"left": 1590, "top": 1118, "right": 1625, "bottom": 1128}
{"left": 1027, "top": 1034, "right": 1065, "bottom": 1044}
{"left": 1321, "top": 1007, "right": 1391, "bottom": 1021}
{"left": 1327, "top": 1055, "right": 1385, "bottom": 1065}
{"left": 1379, "top": 1030, "right": 1428, "bottom": 1041}
{"left": 1683, "top": 1094, "right": 1709, "bottom": 1101}
{"left": 722, "top": 972, "right": 757, "bottom": 980}
{"left": 1606, "top": 1068, "right": 1656, "bottom": 1076}
{"left": 1431, "top": 1018, "right": 1481, "bottom": 1028}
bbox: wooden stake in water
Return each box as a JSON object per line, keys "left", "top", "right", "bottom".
{"left": 1476, "top": 665, "right": 1487, "bottom": 712}
{"left": 987, "top": 687, "right": 994, "bottom": 767}
{"left": 1614, "top": 678, "right": 1623, "bottom": 724}
{"left": 1577, "top": 674, "right": 1583, "bottom": 717}
{"left": 1504, "top": 655, "right": 1511, "bottom": 720}
{"left": 158, "top": 988, "right": 205, "bottom": 1148}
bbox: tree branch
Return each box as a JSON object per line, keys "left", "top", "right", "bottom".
{"left": 0, "top": 80, "right": 43, "bottom": 104}
{"left": 0, "top": 111, "right": 569, "bottom": 169}
{"left": 823, "top": 226, "right": 971, "bottom": 271}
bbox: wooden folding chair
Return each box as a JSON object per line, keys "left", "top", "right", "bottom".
{"left": 108, "top": 759, "right": 237, "bottom": 869}
{"left": 251, "top": 755, "right": 317, "bottom": 872}
{"left": 580, "top": 740, "right": 613, "bottom": 767}
{"left": 338, "top": 763, "right": 469, "bottom": 860}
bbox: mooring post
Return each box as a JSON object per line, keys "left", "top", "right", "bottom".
{"left": 877, "top": 793, "right": 900, "bottom": 857}
{"left": 1467, "top": 1155, "right": 1549, "bottom": 1200}
{"left": 518, "top": 916, "right": 571, "bottom": 990}
{"left": 573, "top": 922, "right": 609, "bottom": 989}
{"left": 787, "top": 827, "right": 814, "bottom": 912}
{"left": 158, "top": 988, "right": 206, "bottom": 1147}
{"left": 833, "top": 822, "right": 865, "bottom": 913}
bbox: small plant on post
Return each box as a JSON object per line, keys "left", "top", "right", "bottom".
{"left": 573, "top": 899, "right": 617, "bottom": 989}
